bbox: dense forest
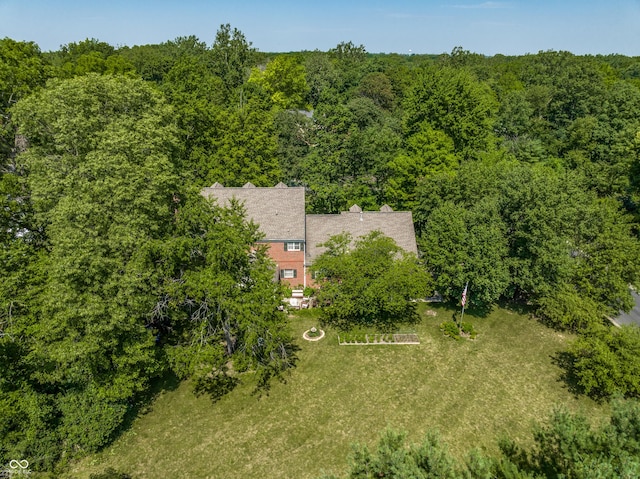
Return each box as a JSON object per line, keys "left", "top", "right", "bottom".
{"left": 1, "top": 24, "right": 640, "bottom": 473}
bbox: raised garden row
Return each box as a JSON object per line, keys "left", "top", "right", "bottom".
{"left": 338, "top": 333, "right": 419, "bottom": 345}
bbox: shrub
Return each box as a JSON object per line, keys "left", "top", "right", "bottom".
{"left": 536, "top": 284, "right": 605, "bottom": 332}
{"left": 440, "top": 321, "right": 461, "bottom": 340}
{"left": 460, "top": 322, "right": 477, "bottom": 339}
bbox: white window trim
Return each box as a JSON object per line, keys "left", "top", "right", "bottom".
{"left": 281, "top": 269, "right": 296, "bottom": 279}
{"left": 285, "top": 242, "right": 302, "bottom": 251}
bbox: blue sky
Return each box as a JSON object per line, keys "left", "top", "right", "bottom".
{"left": 1, "top": 0, "right": 639, "bottom": 55}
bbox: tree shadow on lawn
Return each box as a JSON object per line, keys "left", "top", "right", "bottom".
{"left": 550, "top": 350, "right": 588, "bottom": 399}
{"left": 319, "top": 304, "right": 424, "bottom": 333}
{"left": 437, "top": 300, "right": 494, "bottom": 320}
{"left": 125, "top": 370, "right": 180, "bottom": 419}
{"left": 498, "top": 299, "right": 535, "bottom": 317}
{"left": 427, "top": 298, "right": 535, "bottom": 321}
{"left": 193, "top": 341, "right": 302, "bottom": 402}
{"left": 450, "top": 299, "right": 530, "bottom": 319}
{"left": 104, "top": 370, "right": 181, "bottom": 452}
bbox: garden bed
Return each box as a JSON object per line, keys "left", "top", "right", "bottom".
{"left": 338, "top": 333, "right": 419, "bottom": 345}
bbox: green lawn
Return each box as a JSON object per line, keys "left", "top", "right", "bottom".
{"left": 65, "top": 304, "right": 605, "bottom": 479}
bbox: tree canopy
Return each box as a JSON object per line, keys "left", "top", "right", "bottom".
{"left": 312, "top": 231, "right": 433, "bottom": 329}
{"left": 1, "top": 69, "right": 292, "bottom": 469}
{"left": 323, "top": 399, "right": 640, "bottom": 479}
{"left": 2, "top": 28, "right": 640, "bottom": 473}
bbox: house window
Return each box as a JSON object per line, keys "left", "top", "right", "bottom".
{"left": 284, "top": 242, "right": 302, "bottom": 251}
{"left": 280, "top": 269, "right": 297, "bottom": 279}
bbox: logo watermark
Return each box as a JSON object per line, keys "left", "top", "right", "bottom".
{"left": 0, "top": 460, "right": 30, "bottom": 478}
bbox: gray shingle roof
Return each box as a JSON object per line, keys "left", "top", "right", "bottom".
{"left": 305, "top": 210, "right": 418, "bottom": 263}
{"left": 200, "top": 186, "right": 419, "bottom": 261}
{"left": 201, "top": 184, "right": 306, "bottom": 241}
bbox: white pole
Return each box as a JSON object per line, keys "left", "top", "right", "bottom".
{"left": 459, "top": 281, "right": 469, "bottom": 330}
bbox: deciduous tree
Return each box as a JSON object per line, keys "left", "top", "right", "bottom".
{"left": 9, "top": 73, "right": 180, "bottom": 461}
{"left": 249, "top": 55, "right": 309, "bottom": 110}
{"left": 404, "top": 65, "right": 498, "bottom": 158}
{"left": 210, "top": 24, "right": 255, "bottom": 101}
{"left": 159, "top": 196, "right": 294, "bottom": 396}
{"left": 312, "top": 231, "right": 432, "bottom": 329}
{"left": 570, "top": 326, "right": 640, "bottom": 399}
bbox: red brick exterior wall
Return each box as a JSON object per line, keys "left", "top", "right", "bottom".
{"left": 305, "top": 269, "right": 315, "bottom": 289}
{"left": 261, "top": 241, "right": 305, "bottom": 288}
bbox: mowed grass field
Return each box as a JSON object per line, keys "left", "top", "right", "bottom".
{"left": 66, "top": 304, "right": 606, "bottom": 479}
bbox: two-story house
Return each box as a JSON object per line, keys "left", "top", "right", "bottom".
{"left": 201, "top": 182, "right": 306, "bottom": 286}
{"left": 201, "top": 183, "right": 418, "bottom": 288}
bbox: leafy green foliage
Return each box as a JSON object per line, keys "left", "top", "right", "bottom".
{"left": 357, "top": 71, "right": 396, "bottom": 110}
{"left": 6, "top": 73, "right": 179, "bottom": 463}
{"left": 460, "top": 322, "right": 477, "bottom": 339}
{"left": 440, "top": 320, "right": 461, "bottom": 340}
{"left": 159, "top": 48, "right": 281, "bottom": 187}
{"left": 313, "top": 231, "right": 433, "bottom": 329}
{"left": 502, "top": 399, "right": 640, "bottom": 478}
{"left": 160, "top": 55, "right": 226, "bottom": 183}
{"left": 158, "top": 195, "right": 294, "bottom": 396}
{"left": 571, "top": 198, "right": 640, "bottom": 313}
{"left": 294, "top": 97, "right": 402, "bottom": 213}
{"left": 304, "top": 50, "right": 341, "bottom": 106}
{"left": 0, "top": 38, "right": 50, "bottom": 246}
{"left": 89, "top": 468, "right": 132, "bottom": 479}
{"left": 3, "top": 29, "right": 640, "bottom": 474}
{"left": 1, "top": 67, "right": 294, "bottom": 469}
{"left": 404, "top": 65, "right": 498, "bottom": 158}
{"left": 439, "top": 320, "right": 477, "bottom": 341}
{"left": 530, "top": 193, "right": 639, "bottom": 329}
{"left": 119, "top": 35, "right": 209, "bottom": 83}
{"left": 0, "top": 37, "right": 50, "bottom": 288}
{"left": 0, "top": 39, "right": 55, "bottom": 472}
{"left": 421, "top": 197, "right": 509, "bottom": 307}
{"left": 320, "top": 429, "right": 531, "bottom": 479}
{"left": 50, "top": 38, "right": 135, "bottom": 77}
{"left": 328, "top": 41, "right": 370, "bottom": 96}
{"left": 210, "top": 23, "right": 256, "bottom": 99}
{"left": 0, "top": 38, "right": 50, "bottom": 111}
{"left": 385, "top": 122, "right": 459, "bottom": 210}
{"left": 203, "top": 84, "right": 282, "bottom": 187}
{"left": 536, "top": 284, "right": 606, "bottom": 332}
{"left": 327, "top": 400, "right": 640, "bottom": 479}
{"left": 416, "top": 158, "right": 639, "bottom": 327}
{"left": 249, "top": 55, "right": 309, "bottom": 109}
{"left": 570, "top": 326, "right": 640, "bottom": 399}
